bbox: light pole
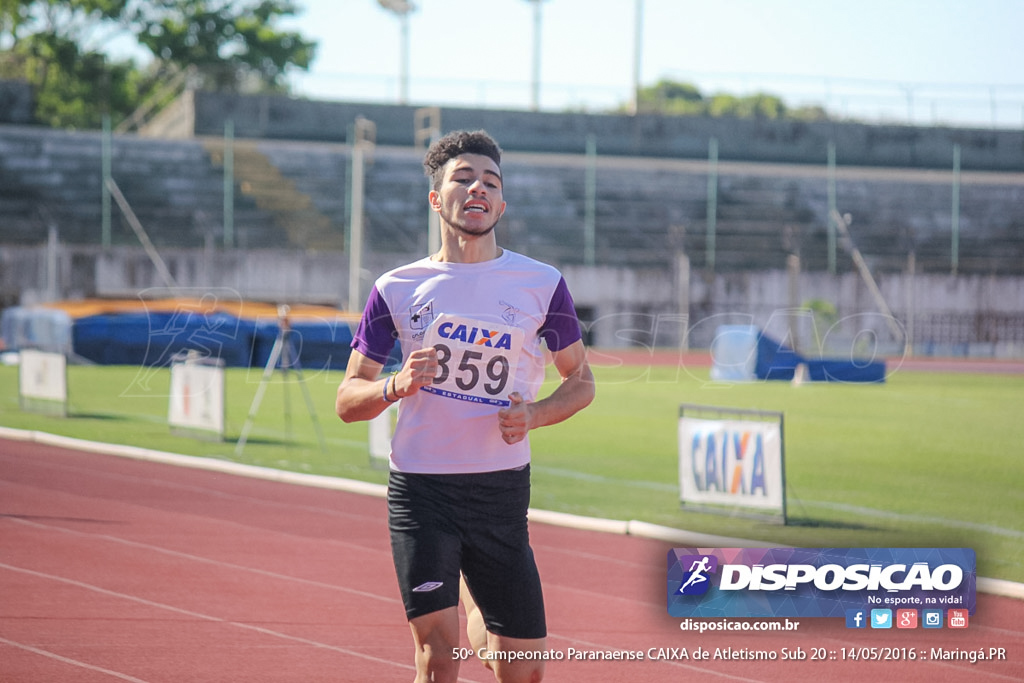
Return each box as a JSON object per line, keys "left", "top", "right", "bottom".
{"left": 524, "top": 0, "right": 548, "bottom": 111}
{"left": 377, "top": 0, "right": 416, "bottom": 105}
{"left": 632, "top": 0, "right": 644, "bottom": 115}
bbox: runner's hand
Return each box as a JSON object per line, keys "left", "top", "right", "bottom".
{"left": 393, "top": 347, "right": 438, "bottom": 398}
{"left": 498, "top": 392, "right": 531, "bottom": 445}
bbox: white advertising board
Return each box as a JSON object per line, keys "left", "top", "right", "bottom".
{"left": 678, "top": 404, "right": 786, "bottom": 521}
{"left": 169, "top": 358, "right": 225, "bottom": 439}
{"left": 368, "top": 403, "right": 398, "bottom": 468}
{"left": 18, "top": 349, "right": 68, "bottom": 415}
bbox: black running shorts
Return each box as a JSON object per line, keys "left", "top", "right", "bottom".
{"left": 387, "top": 466, "right": 546, "bottom": 639}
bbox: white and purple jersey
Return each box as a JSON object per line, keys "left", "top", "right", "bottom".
{"left": 351, "top": 250, "right": 582, "bottom": 474}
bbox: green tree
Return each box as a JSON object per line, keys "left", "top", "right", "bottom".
{"left": 129, "top": 0, "right": 316, "bottom": 93}
{"left": 789, "top": 104, "right": 829, "bottom": 122}
{"left": 707, "top": 92, "right": 787, "bottom": 119}
{"left": 635, "top": 78, "right": 704, "bottom": 115}
{"left": 0, "top": 1, "right": 136, "bottom": 127}
{"left": 628, "top": 78, "right": 828, "bottom": 122}
{"left": 0, "top": 0, "right": 317, "bottom": 129}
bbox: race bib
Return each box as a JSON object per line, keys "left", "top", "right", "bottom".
{"left": 421, "top": 313, "right": 525, "bottom": 407}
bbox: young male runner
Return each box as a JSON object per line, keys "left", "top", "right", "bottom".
{"left": 336, "top": 130, "right": 594, "bottom": 683}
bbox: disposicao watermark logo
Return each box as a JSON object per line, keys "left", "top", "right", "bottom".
{"left": 675, "top": 555, "right": 718, "bottom": 596}
{"left": 667, "top": 548, "right": 976, "bottom": 619}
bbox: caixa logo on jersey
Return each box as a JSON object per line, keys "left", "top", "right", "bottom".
{"left": 667, "top": 548, "right": 976, "bottom": 619}
{"left": 434, "top": 320, "right": 515, "bottom": 349}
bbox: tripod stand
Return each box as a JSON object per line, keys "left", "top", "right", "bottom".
{"left": 235, "top": 306, "right": 327, "bottom": 456}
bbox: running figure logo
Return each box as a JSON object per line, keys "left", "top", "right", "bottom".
{"left": 677, "top": 555, "right": 718, "bottom": 595}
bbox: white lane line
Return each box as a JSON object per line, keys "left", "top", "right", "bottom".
{"left": 0, "top": 636, "right": 153, "bottom": 683}
{"left": 0, "top": 452, "right": 385, "bottom": 526}
{"left": 0, "top": 562, "right": 414, "bottom": 674}
{"left": 5, "top": 428, "right": 1022, "bottom": 599}
{"left": 801, "top": 500, "right": 1024, "bottom": 541}
{"left": 5, "top": 516, "right": 401, "bottom": 606}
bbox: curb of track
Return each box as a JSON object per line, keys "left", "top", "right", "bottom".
{"left": 3, "top": 425, "right": 1021, "bottom": 602}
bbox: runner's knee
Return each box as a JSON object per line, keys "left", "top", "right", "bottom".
{"left": 492, "top": 660, "right": 544, "bottom": 683}
{"left": 488, "top": 635, "right": 546, "bottom": 683}
{"left": 409, "top": 610, "right": 461, "bottom": 682}
{"left": 415, "top": 644, "right": 459, "bottom": 682}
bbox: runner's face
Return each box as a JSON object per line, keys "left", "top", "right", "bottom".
{"left": 430, "top": 154, "right": 506, "bottom": 238}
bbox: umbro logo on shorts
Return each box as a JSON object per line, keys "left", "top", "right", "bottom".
{"left": 412, "top": 581, "right": 444, "bottom": 593}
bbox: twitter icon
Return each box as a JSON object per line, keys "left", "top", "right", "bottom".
{"left": 870, "top": 609, "right": 892, "bottom": 629}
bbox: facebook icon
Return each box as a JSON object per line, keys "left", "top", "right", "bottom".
{"left": 845, "top": 609, "right": 867, "bottom": 629}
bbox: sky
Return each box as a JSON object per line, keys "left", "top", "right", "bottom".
{"left": 275, "top": 0, "right": 1024, "bottom": 129}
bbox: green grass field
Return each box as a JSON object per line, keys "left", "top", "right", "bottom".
{"left": 1, "top": 361, "right": 1021, "bottom": 583}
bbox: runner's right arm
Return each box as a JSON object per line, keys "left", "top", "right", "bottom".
{"left": 335, "top": 347, "right": 439, "bottom": 423}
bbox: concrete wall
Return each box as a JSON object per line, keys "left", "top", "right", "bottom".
{"left": 4, "top": 244, "right": 1022, "bottom": 357}
{"left": 0, "top": 81, "right": 34, "bottom": 125}
{"left": 187, "top": 92, "right": 1024, "bottom": 172}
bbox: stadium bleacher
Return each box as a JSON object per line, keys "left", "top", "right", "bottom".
{"left": 2, "top": 98, "right": 1023, "bottom": 358}
{"left": 2, "top": 118, "right": 1023, "bottom": 274}
{"left": 0, "top": 126, "right": 281, "bottom": 249}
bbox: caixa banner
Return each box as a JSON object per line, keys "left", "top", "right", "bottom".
{"left": 667, "top": 548, "right": 976, "bottom": 618}
{"left": 678, "top": 405, "right": 786, "bottom": 522}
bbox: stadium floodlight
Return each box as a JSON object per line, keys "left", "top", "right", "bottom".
{"left": 377, "top": 0, "right": 418, "bottom": 104}
{"left": 378, "top": 0, "right": 415, "bottom": 11}
{"left": 632, "top": 0, "right": 644, "bottom": 115}
{"left": 523, "top": 0, "right": 548, "bottom": 111}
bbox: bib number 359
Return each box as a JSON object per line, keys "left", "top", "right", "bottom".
{"left": 421, "top": 313, "right": 524, "bottom": 406}
{"left": 433, "top": 344, "right": 510, "bottom": 396}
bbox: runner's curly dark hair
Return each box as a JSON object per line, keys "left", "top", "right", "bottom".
{"left": 423, "top": 130, "right": 502, "bottom": 190}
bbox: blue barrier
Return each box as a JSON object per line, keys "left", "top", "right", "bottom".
{"left": 249, "top": 318, "right": 355, "bottom": 371}
{"left": 2, "top": 305, "right": 357, "bottom": 370}
{"left": 754, "top": 333, "right": 804, "bottom": 381}
{"left": 710, "top": 325, "right": 886, "bottom": 383}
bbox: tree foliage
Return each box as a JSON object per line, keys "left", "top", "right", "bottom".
{"left": 130, "top": 1, "right": 315, "bottom": 92}
{"left": 0, "top": 0, "right": 317, "bottom": 129}
{"left": 633, "top": 78, "right": 829, "bottom": 122}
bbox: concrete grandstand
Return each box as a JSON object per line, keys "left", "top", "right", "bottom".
{"left": 1, "top": 92, "right": 1022, "bottom": 357}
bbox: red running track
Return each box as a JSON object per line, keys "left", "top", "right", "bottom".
{"left": 1, "top": 437, "right": 1022, "bottom": 682}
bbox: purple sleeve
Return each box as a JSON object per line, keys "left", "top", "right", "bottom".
{"left": 539, "top": 277, "right": 583, "bottom": 352}
{"left": 351, "top": 285, "right": 398, "bottom": 365}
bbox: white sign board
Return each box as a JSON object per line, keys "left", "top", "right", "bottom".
{"left": 169, "top": 358, "right": 225, "bottom": 439}
{"left": 678, "top": 405, "right": 786, "bottom": 521}
{"left": 18, "top": 349, "right": 68, "bottom": 415}
{"left": 368, "top": 402, "right": 398, "bottom": 468}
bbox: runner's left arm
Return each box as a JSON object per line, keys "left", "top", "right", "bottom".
{"left": 497, "top": 339, "right": 594, "bottom": 443}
